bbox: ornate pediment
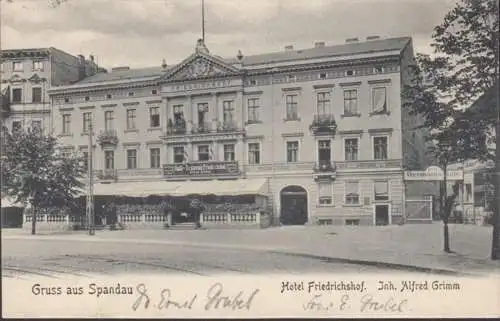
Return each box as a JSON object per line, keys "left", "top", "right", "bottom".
{"left": 28, "top": 73, "right": 46, "bottom": 83}
{"left": 9, "top": 74, "right": 26, "bottom": 83}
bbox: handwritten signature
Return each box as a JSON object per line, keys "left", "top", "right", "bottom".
{"left": 132, "top": 282, "right": 260, "bottom": 312}
{"left": 302, "top": 293, "right": 407, "bottom": 313}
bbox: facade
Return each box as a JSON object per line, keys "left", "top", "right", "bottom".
{"left": 0, "top": 47, "right": 100, "bottom": 131}
{"left": 48, "top": 36, "right": 428, "bottom": 226}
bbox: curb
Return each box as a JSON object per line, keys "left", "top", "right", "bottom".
{"left": 3, "top": 234, "right": 472, "bottom": 276}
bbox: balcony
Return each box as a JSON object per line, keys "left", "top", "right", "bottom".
{"left": 313, "top": 160, "right": 336, "bottom": 181}
{"left": 96, "top": 129, "right": 118, "bottom": 147}
{"left": 163, "top": 161, "right": 240, "bottom": 180}
{"left": 309, "top": 114, "right": 337, "bottom": 135}
{"left": 95, "top": 169, "right": 118, "bottom": 182}
{"left": 216, "top": 121, "right": 240, "bottom": 133}
{"left": 191, "top": 122, "right": 212, "bottom": 134}
{"left": 166, "top": 119, "right": 187, "bottom": 135}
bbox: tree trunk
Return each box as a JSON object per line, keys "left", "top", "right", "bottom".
{"left": 443, "top": 220, "right": 451, "bottom": 253}
{"left": 31, "top": 206, "right": 37, "bottom": 235}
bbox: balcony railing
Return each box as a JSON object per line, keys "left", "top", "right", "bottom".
{"left": 96, "top": 129, "right": 118, "bottom": 146}
{"left": 191, "top": 122, "right": 212, "bottom": 134}
{"left": 313, "top": 160, "right": 336, "bottom": 172}
{"left": 309, "top": 114, "right": 337, "bottom": 135}
{"left": 217, "top": 121, "right": 240, "bottom": 133}
{"left": 166, "top": 120, "right": 187, "bottom": 135}
{"left": 95, "top": 169, "right": 118, "bottom": 181}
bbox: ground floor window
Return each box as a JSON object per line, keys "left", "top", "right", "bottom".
{"left": 345, "top": 181, "right": 360, "bottom": 204}
{"left": 318, "top": 181, "right": 332, "bottom": 205}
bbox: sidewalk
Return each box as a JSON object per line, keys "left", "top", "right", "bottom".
{"left": 3, "top": 224, "right": 500, "bottom": 275}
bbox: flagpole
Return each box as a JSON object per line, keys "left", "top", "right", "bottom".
{"left": 201, "top": 0, "right": 205, "bottom": 43}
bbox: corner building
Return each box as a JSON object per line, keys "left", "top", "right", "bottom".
{"left": 49, "top": 37, "right": 427, "bottom": 226}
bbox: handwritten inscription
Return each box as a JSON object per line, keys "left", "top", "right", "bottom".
{"left": 132, "top": 282, "right": 260, "bottom": 312}
{"left": 302, "top": 293, "right": 407, "bottom": 313}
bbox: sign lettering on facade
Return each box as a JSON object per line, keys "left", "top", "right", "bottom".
{"left": 163, "top": 161, "right": 240, "bottom": 178}
{"left": 404, "top": 166, "right": 464, "bottom": 181}
{"left": 168, "top": 80, "right": 233, "bottom": 92}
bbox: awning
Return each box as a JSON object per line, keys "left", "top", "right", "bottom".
{"left": 92, "top": 178, "right": 269, "bottom": 197}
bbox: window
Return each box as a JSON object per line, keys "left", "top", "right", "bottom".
{"left": 126, "top": 149, "right": 137, "bottom": 169}
{"left": 465, "top": 183, "right": 472, "bottom": 203}
{"left": 62, "top": 114, "right": 71, "bottom": 134}
{"left": 61, "top": 150, "right": 72, "bottom": 159}
{"left": 149, "top": 106, "right": 160, "bottom": 128}
{"left": 248, "top": 143, "right": 260, "bottom": 164}
{"left": 0, "top": 63, "right": 4, "bottom": 73}
{"left": 32, "top": 87, "right": 42, "bottom": 103}
{"left": 317, "top": 92, "right": 330, "bottom": 115}
{"left": 345, "top": 182, "right": 360, "bottom": 204}
{"left": 319, "top": 72, "right": 327, "bottom": 79}
{"left": 285, "top": 95, "right": 298, "bottom": 120}
{"left": 318, "top": 140, "right": 331, "bottom": 162}
{"left": 173, "top": 105, "right": 184, "bottom": 123}
{"left": 373, "top": 66, "right": 384, "bottom": 74}
{"left": 198, "top": 145, "right": 210, "bottom": 161}
{"left": 13, "top": 62, "right": 23, "bottom": 72}
{"left": 286, "top": 141, "right": 299, "bottom": 163}
{"left": 64, "top": 97, "right": 70, "bottom": 103}
{"left": 247, "top": 98, "right": 260, "bottom": 123}
{"left": 371, "top": 87, "right": 387, "bottom": 113}
{"left": 151, "top": 89, "right": 158, "bottom": 95}
{"left": 126, "top": 109, "right": 136, "bottom": 130}
{"left": 318, "top": 182, "right": 332, "bottom": 205}
{"left": 85, "top": 96, "right": 90, "bottom": 101}
{"left": 106, "top": 94, "right": 112, "bottom": 99}
{"left": 12, "top": 88, "right": 22, "bottom": 103}
{"left": 33, "top": 61, "right": 43, "bottom": 71}
{"left": 197, "top": 103, "right": 208, "bottom": 125}
{"left": 150, "top": 148, "right": 161, "bottom": 169}
{"left": 249, "top": 79, "right": 256, "bottom": 85}
{"left": 344, "top": 138, "right": 359, "bottom": 161}
{"left": 104, "top": 110, "right": 114, "bottom": 130}
{"left": 223, "top": 101, "right": 234, "bottom": 125}
{"left": 345, "top": 69, "right": 355, "bottom": 76}
{"left": 12, "top": 121, "right": 22, "bottom": 132}
{"left": 287, "top": 75, "right": 296, "bottom": 82}
{"left": 173, "top": 146, "right": 185, "bottom": 163}
{"left": 373, "top": 136, "right": 388, "bottom": 160}
{"left": 343, "top": 89, "right": 358, "bottom": 115}
{"left": 105, "top": 150, "right": 115, "bottom": 170}
{"left": 374, "top": 181, "right": 389, "bottom": 201}
{"left": 224, "top": 144, "right": 235, "bottom": 161}
{"left": 128, "top": 92, "right": 135, "bottom": 97}
{"left": 82, "top": 151, "right": 89, "bottom": 171}
{"left": 82, "top": 112, "right": 92, "bottom": 133}
{"left": 345, "top": 219, "right": 360, "bottom": 226}
{"left": 31, "top": 120, "right": 41, "bottom": 131}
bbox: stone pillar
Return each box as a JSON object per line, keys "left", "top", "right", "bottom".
{"left": 236, "top": 89, "right": 244, "bottom": 129}
{"left": 163, "top": 97, "right": 169, "bottom": 131}
{"left": 212, "top": 92, "right": 218, "bottom": 131}
{"left": 227, "top": 212, "right": 232, "bottom": 224}
{"left": 186, "top": 95, "right": 193, "bottom": 133}
{"left": 167, "top": 212, "right": 173, "bottom": 226}
{"left": 199, "top": 212, "right": 204, "bottom": 224}
{"left": 256, "top": 211, "right": 261, "bottom": 225}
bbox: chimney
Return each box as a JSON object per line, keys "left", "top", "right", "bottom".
{"left": 111, "top": 66, "right": 130, "bottom": 72}
{"left": 345, "top": 37, "right": 359, "bottom": 43}
{"left": 366, "top": 36, "right": 380, "bottom": 41}
{"left": 89, "top": 55, "right": 95, "bottom": 62}
{"left": 284, "top": 45, "right": 294, "bottom": 52}
{"left": 314, "top": 42, "right": 325, "bottom": 48}
{"left": 161, "top": 59, "right": 167, "bottom": 69}
{"left": 77, "top": 55, "right": 86, "bottom": 80}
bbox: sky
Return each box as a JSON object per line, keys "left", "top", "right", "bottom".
{"left": 0, "top": 0, "right": 458, "bottom": 69}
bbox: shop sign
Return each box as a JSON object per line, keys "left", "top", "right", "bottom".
{"left": 163, "top": 161, "right": 240, "bottom": 178}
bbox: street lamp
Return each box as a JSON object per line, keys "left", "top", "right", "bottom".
{"left": 86, "top": 123, "right": 95, "bottom": 236}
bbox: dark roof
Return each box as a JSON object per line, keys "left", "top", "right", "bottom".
{"left": 69, "top": 36, "right": 411, "bottom": 86}
{"left": 235, "top": 36, "right": 411, "bottom": 66}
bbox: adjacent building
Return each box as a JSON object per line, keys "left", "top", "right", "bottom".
{"left": 0, "top": 47, "right": 100, "bottom": 131}
{"left": 48, "top": 36, "right": 428, "bottom": 226}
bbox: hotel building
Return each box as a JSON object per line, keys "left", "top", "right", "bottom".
{"left": 48, "top": 36, "right": 428, "bottom": 227}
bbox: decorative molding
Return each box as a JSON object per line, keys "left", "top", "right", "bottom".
{"left": 368, "top": 128, "right": 394, "bottom": 134}
{"left": 11, "top": 109, "right": 50, "bottom": 115}
{"left": 313, "top": 84, "right": 335, "bottom": 89}
{"left": 368, "top": 79, "right": 392, "bottom": 85}
{"left": 281, "top": 132, "right": 304, "bottom": 138}
{"left": 59, "top": 106, "right": 74, "bottom": 111}
{"left": 244, "top": 90, "right": 263, "bottom": 95}
{"left": 79, "top": 105, "right": 95, "bottom": 110}
{"left": 339, "top": 81, "right": 362, "bottom": 87}
{"left": 339, "top": 129, "right": 364, "bottom": 135}
{"left": 101, "top": 103, "right": 117, "bottom": 108}
{"left": 281, "top": 86, "right": 302, "bottom": 92}
{"left": 146, "top": 100, "right": 162, "bottom": 104}
{"left": 122, "top": 142, "right": 141, "bottom": 147}
{"left": 146, "top": 140, "right": 163, "bottom": 146}
{"left": 244, "top": 135, "right": 265, "bottom": 141}
{"left": 123, "top": 101, "right": 140, "bottom": 107}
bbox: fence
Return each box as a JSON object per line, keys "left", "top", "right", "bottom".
{"left": 405, "top": 196, "right": 433, "bottom": 223}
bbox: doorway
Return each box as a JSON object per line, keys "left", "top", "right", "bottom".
{"left": 374, "top": 204, "right": 390, "bottom": 226}
{"left": 280, "top": 185, "right": 308, "bottom": 225}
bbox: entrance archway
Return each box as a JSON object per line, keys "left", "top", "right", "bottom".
{"left": 280, "top": 185, "right": 308, "bottom": 225}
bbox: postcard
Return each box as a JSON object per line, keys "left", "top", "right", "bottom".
{"left": 1, "top": 0, "right": 499, "bottom": 318}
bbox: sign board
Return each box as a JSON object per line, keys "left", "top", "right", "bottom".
{"left": 163, "top": 161, "right": 240, "bottom": 178}
{"left": 404, "top": 165, "right": 463, "bottom": 181}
